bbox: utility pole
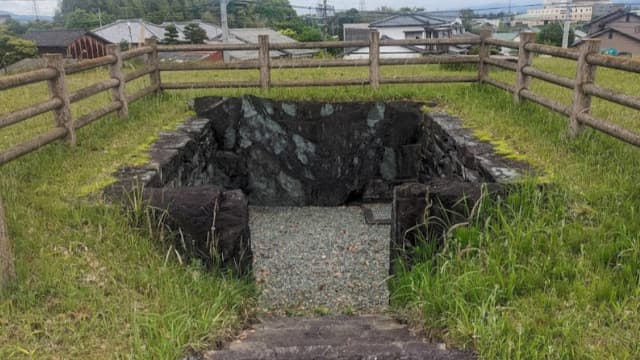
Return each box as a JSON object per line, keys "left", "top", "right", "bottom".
{"left": 322, "top": 0, "right": 328, "bottom": 41}
{"left": 562, "top": 4, "right": 571, "bottom": 48}
{"left": 94, "top": 8, "right": 103, "bottom": 28}
{"left": 32, "top": 0, "right": 39, "bottom": 21}
{"left": 220, "top": 0, "right": 230, "bottom": 62}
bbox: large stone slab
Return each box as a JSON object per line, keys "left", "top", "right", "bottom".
{"left": 390, "top": 179, "right": 508, "bottom": 273}
{"left": 142, "top": 185, "right": 251, "bottom": 272}
{"left": 421, "top": 112, "right": 529, "bottom": 183}
{"left": 195, "top": 96, "right": 426, "bottom": 206}
{"left": 201, "top": 315, "right": 475, "bottom": 360}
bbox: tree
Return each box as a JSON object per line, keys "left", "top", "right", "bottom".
{"left": 460, "top": 9, "right": 475, "bottom": 33}
{"left": 164, "top": 24, "right": 180, "bottom": 44}
{"left": 184, "top": 23, "right": 207, "bottom": 44}
{"left": 4, "top": 19, "right": 30, "bottom": 35}
{"left": 537, "top": 22, "right": 574, "bottom": 47}
{"left": 294, "top": 27, "right": 322, "bottom": 42}
{"left": 64, "top": 8, "right": 101, "bottom": 29}
{"left": 0, "top": 30, "right": 38, "bottom": 71}
{"left": 119, "top": 39, "right": 130, "bottom": 52}
{"left": 399, "top": 7, "right": 425, "bottom": 13}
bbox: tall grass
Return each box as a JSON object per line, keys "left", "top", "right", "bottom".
{"left": 392, "top": 81, "right": 640, "bottom": 358}
{"left": 1, "top": 58, "right": 639, "bottom": 358}
{"left": 0, "top": 94, "right": 255, "bottom": 359}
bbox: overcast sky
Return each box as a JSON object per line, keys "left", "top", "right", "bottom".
{"left": 1, "top": 0, "right": 58, "bottom": 16}
{"left": 0, "top": 0, "right": 535, "bottom": 17}
{"left": 322, "top": 0, "right": 527, "bottom": 12}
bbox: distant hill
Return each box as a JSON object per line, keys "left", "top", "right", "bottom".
{"left": 0, "top": 10, "right": 53, "bottom": 23}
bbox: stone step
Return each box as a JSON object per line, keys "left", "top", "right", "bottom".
{"left": 253, "top": 314, "right": 403, "bottom": 331}
{"left": 206, "top": 342, "right": 470, "bottom": 360}
{"left": 199, "top": 316, "right": 475, "bottom": 360}
{"left": 227, "top": 328, "right": 412, "bottom": 349}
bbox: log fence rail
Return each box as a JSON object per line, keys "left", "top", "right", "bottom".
{"left": 1, "top": 30, "right": 640, "bottom": 166}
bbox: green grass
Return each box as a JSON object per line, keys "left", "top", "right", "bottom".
{"left": 391, "top": 86, "right": 640, "bottom": 358}
{"left": 0, "top": 93, "right": 255, "bottom": 359}
{"left": 1, "top": 58, "right": 640, "bottom": 358}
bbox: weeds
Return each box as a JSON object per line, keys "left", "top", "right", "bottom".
{"left": 0, "top": 58, "right": 639, "bottom": 358}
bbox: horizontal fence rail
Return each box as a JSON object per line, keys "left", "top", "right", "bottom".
{"left": 0, "top": 68, "right": 57, "bottom": 91}
{"left": 1, "top": 30, "right": 640, "bottom": 167}
{"left": 483, "top": 34, "right": 640, "bottom": 147}
{"left": 65, "top": 55, "right": 117, "bottom": 75}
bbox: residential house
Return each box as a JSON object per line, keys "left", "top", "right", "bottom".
{"left": 93, "top": 19, "right": 167, "bottom": 46}
{"left": 343, "top": 23, "right": 370, "bottom": 42}
{"left": 219, "top": 28, "right": 319, "bottom": 61}
{"left": 22, "top": 29, "right": 112, "bottom": 59}
{"left": 93, "top": 20, "right": 317, "bottom": 62}
{"left": 574, "top": 29, "right": 588, "bottom": 41}
{"left": 93, "top": 20, "right": 225, "bottom": 61}
{"left": 583, "top": 9, "right": 640, "bottom": 34}
{"left": 0, "top": 14, "right": 10, "bottom": 25}
{"left": 343, "top": 14, "right": 468, "bottom": 59}
{"left": 576, "top": 10, "right": 640, "bottom": 55}
{"left": 161, "top": 20, "right": 223, "bottom": 42}
{"left": 470, "top": 18, "right": 502, "bottom": 31}
{"left": 513, "top": 0, "right": 622, "bottom": 27}
{"left": 493, "top": 32, "right": 519, "bottom": 56}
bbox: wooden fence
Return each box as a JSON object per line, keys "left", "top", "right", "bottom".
{"left": 1, "top": 30, "right": 640, "bottom": 166}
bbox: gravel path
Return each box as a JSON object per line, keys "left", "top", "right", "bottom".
{"left": 250, "top": 206, "right": 390, "bottom": 313}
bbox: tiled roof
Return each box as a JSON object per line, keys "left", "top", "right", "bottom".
{"left": 370, "top": 14, "right": 448, "bottom": 28}
{"left": 229, "top": 28, "right": 318, "bottom": 58}
{"left": 23, "top": 29, "right": 111, "bottom": 47}
{"left": 93, "top": 19, "right": 165, "bottom": 44}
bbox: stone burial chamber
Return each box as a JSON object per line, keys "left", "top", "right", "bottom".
{"left": 105, "top": 95, "right": 528, "bottom": 273}
{"left": 180, "top": 95, "right": 430, "bottom": 206}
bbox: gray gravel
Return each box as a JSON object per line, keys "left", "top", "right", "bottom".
{"left": 250, "top": 206, "right": 390, "bottom": 313}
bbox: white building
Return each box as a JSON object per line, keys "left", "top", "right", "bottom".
{"left": 343, "top": 14, "right": 467, "bottom": 59}
{"left": 513, "top": 0, "right": 620, "bottom": 26}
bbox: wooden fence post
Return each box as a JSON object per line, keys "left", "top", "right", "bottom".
{"left": 369, "top": 30, "right": 380, "bottom": 90}
{"left": 570, "top": 39, "right": 600, "bottom": 137}
{"left": 478, "top": 29, "right": 492, "bottom": 83}
{"left": 0, "top": 196, "right": 15, "bottom": 289}
{"left": 145, "top": 38, "right": 161, "bottom": 93}
{"left": 106, "top": 44, "right": 128, "bottom": 119}
{"left": 44, "top": 54, "right": 75, "bottom": 146}
{"left": 258, "top": 35, "right": 271, "bottom": 91}
{"left": 514, "top": 31, "right": 536, "bottom": 103}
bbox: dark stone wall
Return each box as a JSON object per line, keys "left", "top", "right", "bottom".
{"left": 107, "top": 98, "right": 528, "bottom": 206}
{"left": 420, "top": 112, "right": 528, "bottom": 183}
{"left": 142, "top": 186, "right": 251, "bottom": 273}
{"left": 190, "top": 95, "right": 426, "bottom": 206}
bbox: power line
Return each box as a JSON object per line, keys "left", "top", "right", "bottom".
{"left": 27, "top": 0, "right": 637, "bottom": 25}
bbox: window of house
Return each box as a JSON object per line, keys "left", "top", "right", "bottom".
{"left": 608, "top": 32, "right": 613, "bottom": 39}
{"left": 404, "top": 31, "right": 423, "bottom": 39}
{"left": 635, "top": 26, "right": 640, "bottom": 33}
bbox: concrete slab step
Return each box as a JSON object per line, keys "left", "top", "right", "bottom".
{"left": 200, "top": 316, "right": 475, "bottom": 360}
{"left": 207, "top": 342, "right": 471, "bottom": 360}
